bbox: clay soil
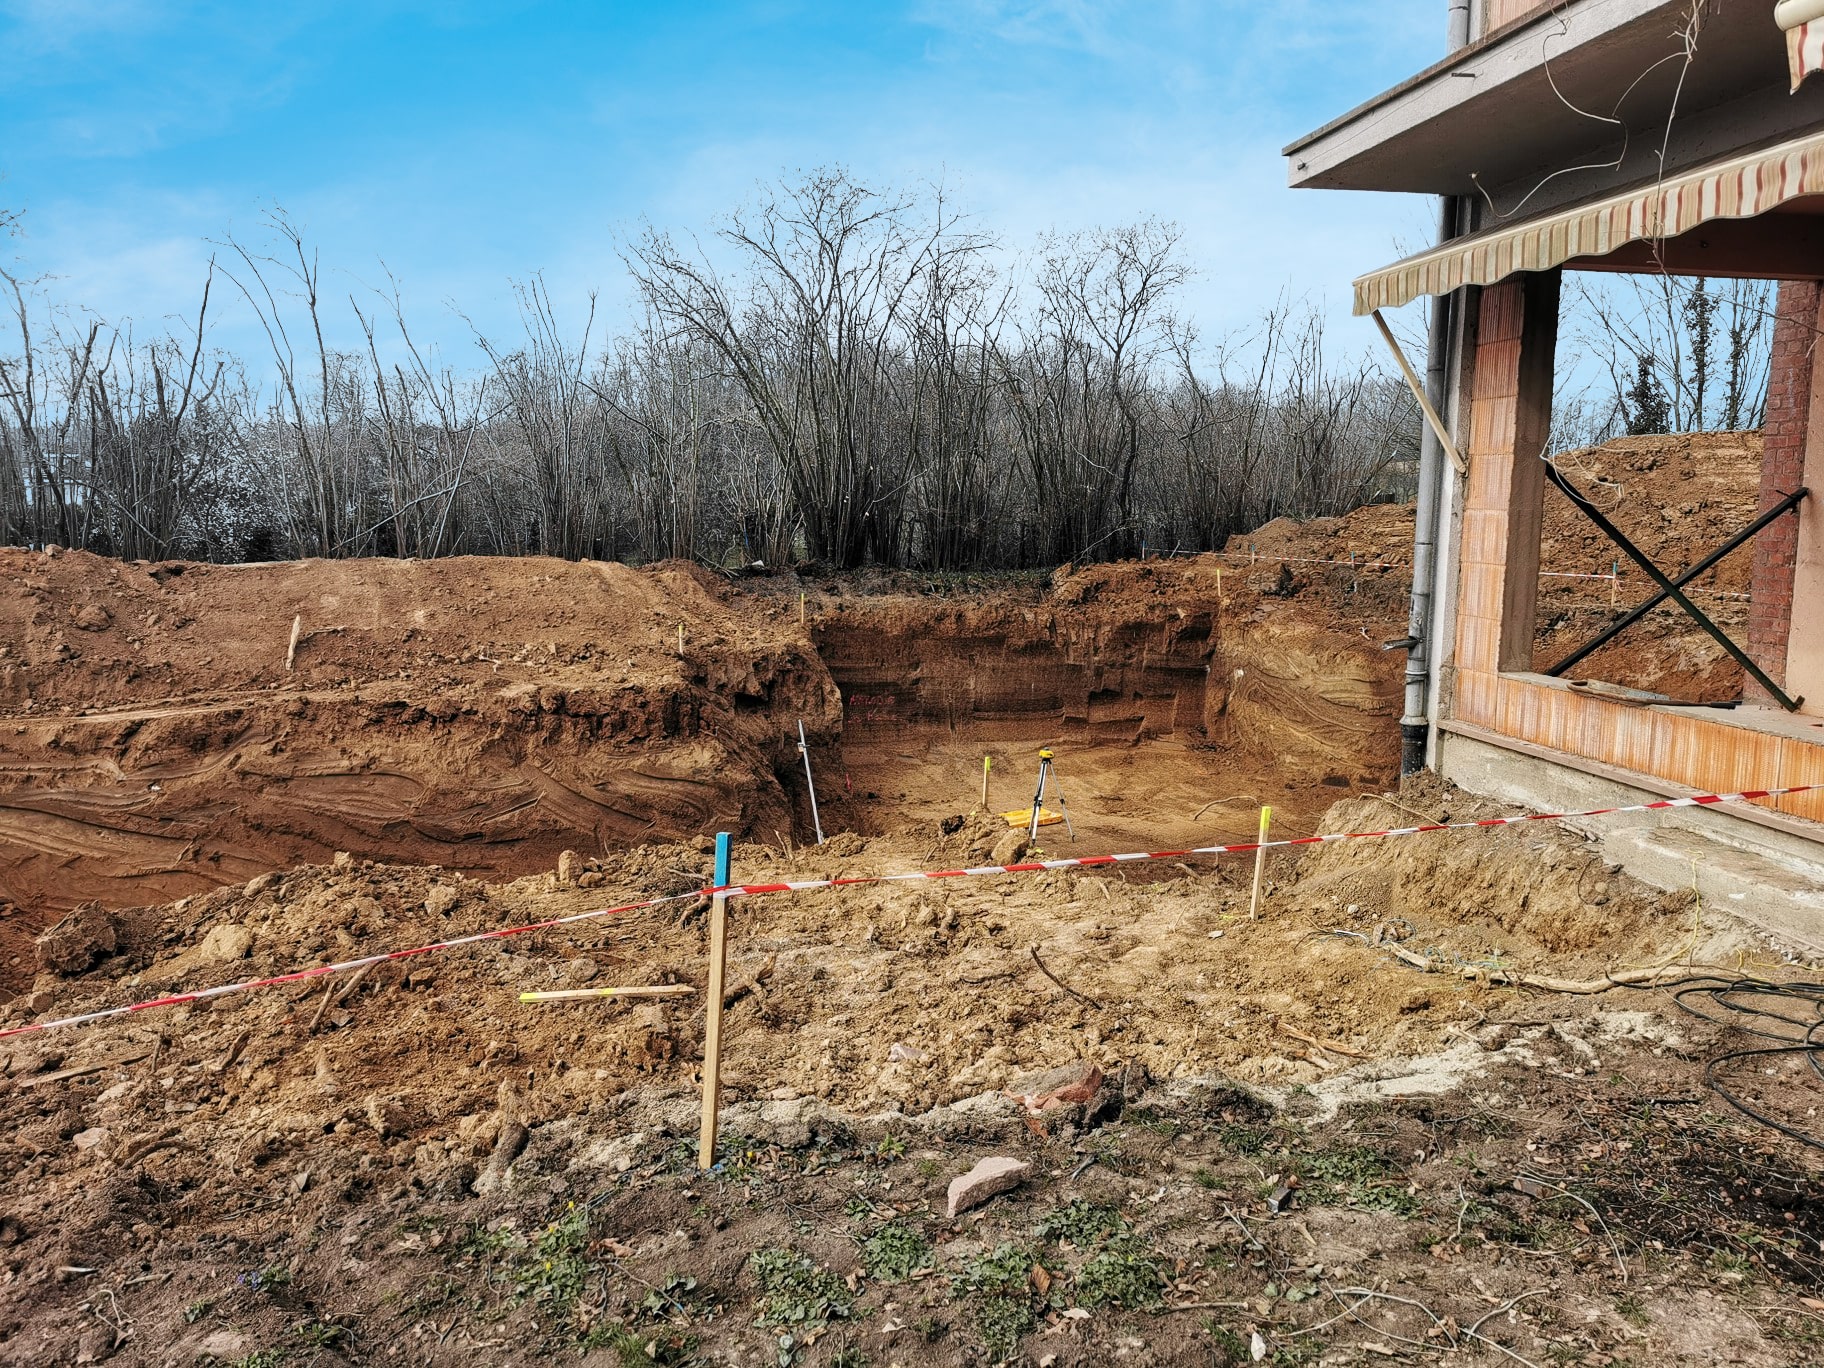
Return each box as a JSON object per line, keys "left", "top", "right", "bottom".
{"left": 0, "top": 552, "right": 837, "bottom": 979}
{"left": 1, "top": 430, "right": 1819, "bottom": 1366}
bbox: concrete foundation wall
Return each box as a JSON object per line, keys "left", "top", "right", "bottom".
{"left": 1440, "top": 730, "right": 1824, "bottom": 955}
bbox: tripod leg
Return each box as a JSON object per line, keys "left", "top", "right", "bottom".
{"left": 1028, "top": 761, "right": 1047, "bottom": 846}
{"left": 1052, "top": 769, "right": 1076, "bottom": 842}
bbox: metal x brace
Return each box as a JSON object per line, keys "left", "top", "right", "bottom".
{"left": 1541, "top": 460, "right": 1805, "bottom": 713}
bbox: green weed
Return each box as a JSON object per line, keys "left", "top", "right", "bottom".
{"left": 513, "top": 1203, "right": 595, "bottom": 1317}
{"left": 750, "top": 1247, "right": 855, "bottom": 1329}
{"left": 1072, "top": 1233, "right": 1165, "bottom": 1310}
{"left": 1037, "top": 1199, "right": 1124, "bottom": 1246}
{"left": 861, "top": 1220, "right": 931, "bottom": 1282}
{"left": 291, "top": 1320, "right": 349, "bottom": 1348}
{"left": 1297, "top": 1145, "right": 1419, "bottom": 1217}
{"left": 954, "top": 1243, "right": 1040, "bottom": 1363}
{"left": 1220, "top": 1124, "right": 1273, "bottom": 1157}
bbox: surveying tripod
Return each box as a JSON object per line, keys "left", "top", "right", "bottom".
{"left": 1026, "top": 748, "right": 1076, "bottom": 845}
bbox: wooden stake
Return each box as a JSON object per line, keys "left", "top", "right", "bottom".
{"left": 698, "top": 832, "right": 732, "bottom": 1170}
{"left": 286, "top": 615, "right": 302, "bottom": 672}
{"left": 677, "top": 623, "right": 686, "bottom": 656}
{"left": 981, "top": 755, "right": 991, "bottom": 809}
{"left": 520, "top": 985, "right": 694, "bottom": 1003}
{"left": 1248, "top": 805, "right": 1272, "bottom": 921}
{"left": 800, "top": 591, "right": 807, "bottom": 625}
{"left": 18, "top": 1050, "right": 151, "bottom": 1088}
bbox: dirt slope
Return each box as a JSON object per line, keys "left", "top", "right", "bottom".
{"left": 1530, "top": 430, "right": 1760, "bottom": 699}
{"left": 1230, "top": 430, "right": 1763, "bottom": 702}
{"left": 0, "top": 551, "right": 837, "bottom": 956}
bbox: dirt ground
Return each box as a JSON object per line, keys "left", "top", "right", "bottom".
{"left": 3, "top": 779, "right": 1822, "bottom": 1366}
{"left": 1, "top": 429, "right": 1819, "bottom": 1367}
{"left": 1529, "top": 431, "right": 1761, "bottom": 702}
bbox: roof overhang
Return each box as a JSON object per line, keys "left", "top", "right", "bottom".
{"left": 1286, "top": 0, "right": 1824, "bottom": 215}
{"left": 1351, "top": 128, "right": 1824, "bottom": 314}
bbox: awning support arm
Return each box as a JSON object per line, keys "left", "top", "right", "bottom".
{"left": 1543, "top": 462, "right": 1804, "bottom": 712}
{"left": 1372, "top": 309, "right": 1468, "bottom": 476}
{"left": 1544, "top": 486, "right": 1809, "bottom": 678}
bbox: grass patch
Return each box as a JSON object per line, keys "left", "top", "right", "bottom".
{"left": 513, "top": 1203, "right": 595, "bottom": 1318}
{"left": 1220, "top": 1123, "right": 1274, "bottom": 1157}
{"left": 954, "top": 1243, "right": 1040, "bottom": 1363}
{"left": 1072, "top": 1232, "right": 1165, "bottom": 1310}
{"left": 1296, "top": 1145, "right": 1419, "bottom": 1217}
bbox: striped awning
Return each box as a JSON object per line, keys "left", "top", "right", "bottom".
{"left": 1790, "top": 21, "right": 1824, "bottom": 89}
{"left": 1352, "top": 127, "right": 1824, "bottom": 315}
{"left": 1782, "top": 0, "right": 1824, "bottom": 89}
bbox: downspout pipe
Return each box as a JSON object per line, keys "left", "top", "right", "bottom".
{"left": 1399, "top": 0, "right": 1473, "bottom": 776}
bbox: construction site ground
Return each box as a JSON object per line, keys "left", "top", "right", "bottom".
{"left": 3, "top": 431, "right": 1821, "bottom": 1366}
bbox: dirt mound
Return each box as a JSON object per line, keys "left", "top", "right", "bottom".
{"left": 2, "top": 778, "right": 1709, "bottom": 1140}
{"left": 0, "top": 551, "right": 837, "bottom": 968}
{"left": 1531, "top": 430, "right": 1761, "bottom": 699}
{"left": 1217, "top": 431, "right": 1763, "bottom": 702}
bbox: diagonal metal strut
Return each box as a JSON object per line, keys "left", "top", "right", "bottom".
{"left": 1545, "top": 484, "right": 1808, "bottom": 679}
{"left": 1542, "top": 461, "right": 1805, "bottom": 712}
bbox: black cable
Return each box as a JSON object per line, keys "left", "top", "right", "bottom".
{"left": 1335, "top": 930, "right": 1824, "bottom": 1151}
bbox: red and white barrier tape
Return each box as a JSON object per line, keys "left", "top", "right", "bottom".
{"left": 0, "top": 891, "right": 704, "bottom": 1041}
{"left": 3, "top": 783, "right": 1817, "bottom": 1042}
{"left": 709, "top": 784, "right": 1822, "bottom": 897}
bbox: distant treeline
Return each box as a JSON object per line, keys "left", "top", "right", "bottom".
{"left": 0, "top": 173, "right": 1424, "bottom": 570}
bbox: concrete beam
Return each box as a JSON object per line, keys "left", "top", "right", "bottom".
{"left": 1440, "top": 729, "right": 1824, "bottom": 955}
{"left": 1287, "top": 0, "right": 1824, "bottom": 208}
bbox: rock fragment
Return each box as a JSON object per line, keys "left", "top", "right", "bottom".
{"left": 988, "top": 831, "right": 1028, "bottom": 867}
{"left": 197, "top": 924, "right": 252, "bottom": 962}
{"left": 36, "top": 904, "right": 119, "bottom": 975}
{"left": 946, "top": 1156, "right": 1031, "bottom": 1218}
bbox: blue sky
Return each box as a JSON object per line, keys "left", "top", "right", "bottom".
{"left": 0, "top": 1, "right": 1445, "bottom": 363}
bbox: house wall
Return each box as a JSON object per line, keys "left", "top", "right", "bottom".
{"left": 1485, "top": 0, "right": 1555, "bottom": 31}
{"left": 1445, "top": 273, "right": 1824, "bottom": 832}
{"left": 1748, "top": 281, "right": 1817, "bottom": 705}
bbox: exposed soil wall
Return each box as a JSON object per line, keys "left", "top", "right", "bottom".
{"left": 1529, "top": 431, "right": 1760, "bottom": 701}
{"left": 0, "top": 551, "right": 838, "bottom": 956}
{"left": 795, "top": 554, "right": 1406, "bottom": 846}
{"left": 0, "top": 430, "right": 1761, "bottom": 991}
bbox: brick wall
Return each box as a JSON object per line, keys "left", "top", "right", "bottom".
{"left": 1485, "top": 0, "right": 1553, "bottom": 29}
{"left": 1746, "top": 280, "right": 1818, "bottom": 702}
